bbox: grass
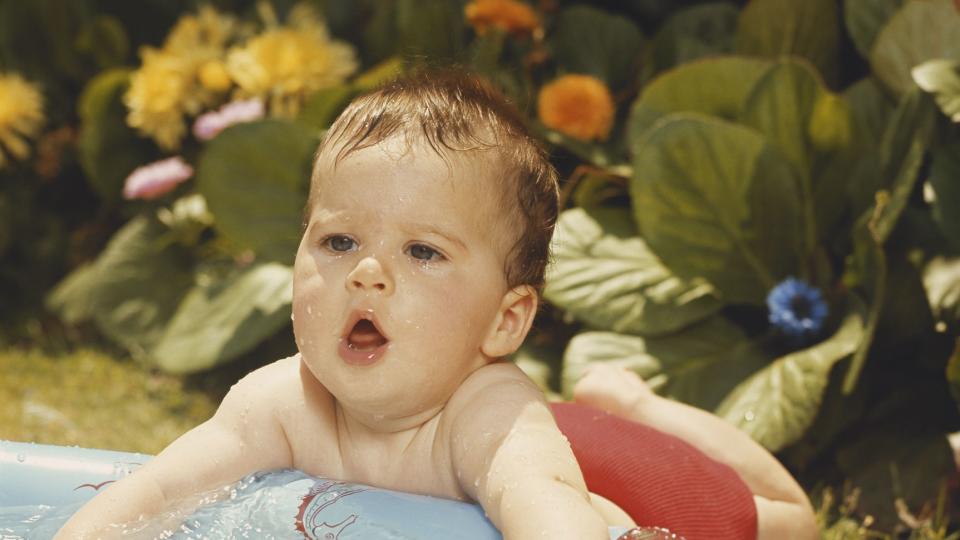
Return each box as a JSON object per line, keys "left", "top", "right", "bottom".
{"left": 0, "top": 347, "right": 219, "bottom": 454}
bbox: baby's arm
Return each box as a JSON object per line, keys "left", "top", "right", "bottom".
{"left": 574, "top": 364, "right": 818, "bottom": 540}
{"left": 448, "top": 365, "right": 608, "bottom": 540}
{"left": 55, "top": 361, "right": 294, "bottom": 539}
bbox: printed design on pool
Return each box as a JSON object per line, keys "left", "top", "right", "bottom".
{"left": 295, "top": 478, "right": 368, "bottom": 539}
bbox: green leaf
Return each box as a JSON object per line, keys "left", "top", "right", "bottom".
{"left": 851, "top": 88, "right": 935, "bottom": 223}
{"left": 930, "top": 141, "right": 960, "bottom": 249}
{"left": 735, "top": 0, "right": 839, "bottom": 82}
{"left": 647, "top": 3, "right": 738, "bottom": 77}
{"left": 298, "top": 84, "right": 356, "bottom": 130}
{"left": 47, "top": 216, "right": 195, "bottom": 355}
{"left": 76, "top": 69, "right": 157, "bottom": 203}
{"left": 870, "top": 0, "right": 960, "bottom": 97}
{"left": 552, "top": 5, "right": 645, "bottom": 90}
{"left": 196, "top": 119, "right": 318, "bottom": 264}
{"left": 562, "top": 316, "right": 770, "bottom": 411}
{"left": 843, "top": 0, "right": 904, "bottom": 60}
{"left": 739, "top": 59, "right": 847, "bottom": 248}
{"left": 630, "top": 114, "right": 804, "bottom": 304}
{"left": 544, "top": 207, "right": 721, "bottom": 337}
{"left": 843, "top": 77, "right": 897, "bottom": 153}
{"left": 913, "top": 58, "right": 960, "bottom": 122}
{"left": 151, "top": 262, "right": 293, "bottom": 374}
{"left": 716, "top": 296, "right": 866, "bottom": 451}
{"left": 739, "top": 59, "right": 828, "bottom": 172}
{"left": 627, "top": 56, "right": 773, "bottom": 147}
{"left": 394, "top": 0, "right": 466, "bottom": 61}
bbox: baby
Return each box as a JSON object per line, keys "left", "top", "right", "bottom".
{"left": 57, "top": 70, "right": 816, "bottom": 540}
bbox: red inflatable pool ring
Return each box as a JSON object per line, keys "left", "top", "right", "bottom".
{"left": 550, "top": 402, "right": 758, "bottom": 540}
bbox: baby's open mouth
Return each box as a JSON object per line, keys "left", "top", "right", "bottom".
{"left": 347, "top": 319, "right": 388, "bottom": 351}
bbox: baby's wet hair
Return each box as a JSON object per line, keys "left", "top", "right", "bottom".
{"left": 309, "top": 68, "right": 559, "bottom": 293}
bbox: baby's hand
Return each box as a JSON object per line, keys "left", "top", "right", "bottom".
{"left": 572, "top": 364, "right": 653, "bottom": 417}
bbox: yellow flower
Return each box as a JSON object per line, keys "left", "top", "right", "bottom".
{"left": 0, "top": 73, "right": 44, "bottom": 168}
{"left": 226, "top": 3, "right": 357, "bottom": 117}
{"left": 465, "top": 0, "right": 540, "bottom": 36}
{"left": 537, "top": 74, "right": 614, "bottom": 141}
{"left": 124, "top": 5, "right": 240, "bottom": 149}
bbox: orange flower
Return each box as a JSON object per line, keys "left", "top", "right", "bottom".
{"left": 465, "top": 0, "right": 540, "bottom": 36}
{"left": 537, "top": 74, "right": 614, "bottom": 141}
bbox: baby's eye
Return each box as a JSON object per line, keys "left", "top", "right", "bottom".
{"left": 407, "top": 243, "right": 444, "bottom": 262}
{"left": 323, "top": 235, "right": 357, "bottom": 253}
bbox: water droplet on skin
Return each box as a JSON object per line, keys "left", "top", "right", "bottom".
{"left": 290, "top": 313, "right": 296, "bottom": 322}
{"left": 744, "top": 410, "right": 755, "bottom": 422}
{"left": 306, "top": 305, "right": 313, "bottom": 316}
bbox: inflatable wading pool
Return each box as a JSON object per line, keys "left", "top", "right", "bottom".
{"left": 0, "top": 440, "right": 658, "bottom": 539}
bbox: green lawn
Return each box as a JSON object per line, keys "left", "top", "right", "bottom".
{"left": 0, "top": 348, "right": 219, "bottom": 454}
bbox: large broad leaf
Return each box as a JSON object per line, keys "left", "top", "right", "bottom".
{"left": 196, "top": 119, "right": 318, "bottom": 265}
{"left": 627, "top": 56, "right": 773, "bottom": 147}
{"left": 77, "top": 69, "right": 157, "bottom": 203}
{"left": 552, "top": 5, "right": 645, "bottom": 91}
{"left": 930, "top": 140, "right": 960, "bottom": 249}
{"left": 870, "top": 0, "right": 960, "bottom": 97}
{"left": 844, "top": 0, "right": 904, "bottom": 60}
{"left": 151, "top": 262, "right": 293, "bottom": 374}
{"left": 544, "top": 207, "right": 721, "bottom": 336}
{"left": 739, "top": 59, "right": 849, "bottom": 246}
{"left": 739, "top": 59, "right": 827, "bottom": 173}
{"left": 630, "top": 114, "right": 805, "bottom": 304}
{"left": 46, "top": 216, "right": 195, "bottom": 355}
{"left": 646, "top": 3, "right": 738, "bottom": 78}
{"left": 716, "top": 297, "right": 866, "bottom": 452}
{"left": 562, "top": 316, "right": 769, "bottom": 411}
{"left": 735, "top": 0, "right": 839, "bottom": 82}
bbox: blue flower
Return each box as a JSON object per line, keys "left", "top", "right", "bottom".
{"left": 766, "top": 277, "right": 829, "bottom": 344}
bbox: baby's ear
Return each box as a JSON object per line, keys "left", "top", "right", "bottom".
{"left": 481, "top": 285, "right": 538, "bottom": 358}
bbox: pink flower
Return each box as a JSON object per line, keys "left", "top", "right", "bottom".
{"left": 123, "top": 156, "right": 194, "bottom": 200}
{"left": 192, "top": 98, "right": 265, "bottom": 141}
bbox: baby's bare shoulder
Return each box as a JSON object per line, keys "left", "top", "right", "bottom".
{"left": 219, "top": 354, "right": 312, "bottom": 417}
{"left": 443, "top": 362, "right": 546, "bottom": 434}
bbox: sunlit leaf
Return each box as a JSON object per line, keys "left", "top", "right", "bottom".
{"left": 152, "top": 262, "right": 293, "bottom": 374}
{"left": 544, "top": 207, "right": 722, "bottom": 337}
{"left": 913, "top": 58, "right": 960, "bottom": 122}
{"left": 47, "top": 216, "right": 195, "bottom": 355}
{"left": 627, "top": 56, "right": 772, "bottom": 147}
{"left": 562, "top": 316, "right": 769, "bottom": 411}
{"left": 630, "top": 114, "right": 804, "bottom": 304}
{"left": 716, "top": 296, "right": 866, "bottom": 451}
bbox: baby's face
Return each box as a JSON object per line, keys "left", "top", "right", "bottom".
{"left": 292, "top": 139, "right": 512, "bottom": 424}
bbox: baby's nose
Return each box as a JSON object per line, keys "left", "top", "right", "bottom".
{"left": 346, "top": 256, "right": 394, "bottom": 294}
